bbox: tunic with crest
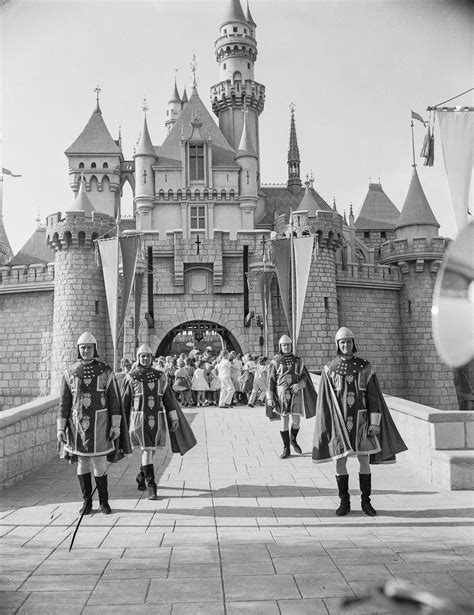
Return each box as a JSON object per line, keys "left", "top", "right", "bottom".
{"left": 323, "top": 356, "right": 381, "bottom": 451}
{"left": 121, "top": 366, "right": 180, "bottom": 450}
{"left": 266, "top": 353, "right": 316, "bottom": 418}
{"left": 58, "top": 360, "right": 121, "bottom": 457}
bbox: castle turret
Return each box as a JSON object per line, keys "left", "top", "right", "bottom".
{"left": 287, "top": 105, "right": 302, "bottom": 194}
{"left": 134, "top": 111, "right": 157, "bottom": 231}
{"left": 211, "top": 0, "right": 265, "bottom": 180}
{"left": 65, "top": 91, "right": 122, "bottom": 218}
{"left": 236, "top": 105, "right": 258, "bottom": 228}
{"left": 46, "top": 177, "right": 115, "bottom": 392}
{"left": 380, "top": 166, "right": 457, "bottom": 409}
{"left": 166, "top": 79, "right": 182, "bottom": 133}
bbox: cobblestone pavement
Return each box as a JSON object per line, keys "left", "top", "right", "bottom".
{"left": 1, "top": 404, "right": 473, "bottom": 614}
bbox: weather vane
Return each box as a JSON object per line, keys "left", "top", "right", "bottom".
{"left": 141, "top": 97, "right": 148, "bottom": 113}
{"left": 94, "top": 85, "right": 101, "bottom": 109}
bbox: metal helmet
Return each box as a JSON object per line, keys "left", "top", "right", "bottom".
{"left": 77, "top": 331, "right": 99, "bottom": 358}
{"left": 335, "top": 327, "right": 358, "bottom": 353}
{"left": 137, "top": 343, "right": 153, "bottom": 356}
{"left": 279, "top": 334, "right": 292, "bottom": 353}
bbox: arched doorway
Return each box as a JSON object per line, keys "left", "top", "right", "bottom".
{"left": 155, "top": 320, "right": 242, "bottom": 357}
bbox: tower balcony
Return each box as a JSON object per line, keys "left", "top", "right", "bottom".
{"left": 211, "top": 79, "right": 265, "bottom": 116}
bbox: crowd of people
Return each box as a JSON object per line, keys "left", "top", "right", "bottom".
{"left": 57, "top": 329, "right": 407, "bottom": 519}
{"left": 121, "top": 346, "right": 269, "bottom": 410}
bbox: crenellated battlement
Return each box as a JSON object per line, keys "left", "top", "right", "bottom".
{"left": 336, "top": 262, "right": 402, "bottom": 289}
{"left": 0, "top": 262, "right": 55, "bottom": 293}
{"left": 45, "top": 210, "right": 115, "bottom": 251}
{"left": 380, "top": 236, "right": 447, "bottom": 264}
{"left": 211, "top": 79, "right": 265, "bottom": 115}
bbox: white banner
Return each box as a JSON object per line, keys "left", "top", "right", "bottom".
{"left": 98, "top": 237, "right": 119, "bottom": 353}
{"left": 437, "top": 110, "right": 473, "bottom": 233}
{"left": 293, "top": 235, "right": 314, "bottom": 343}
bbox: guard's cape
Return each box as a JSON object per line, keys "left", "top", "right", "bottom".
{"left": 266, "top": 357, "right": 317, "bottom": 421}
{"left": 169, "top": 404, "right": 198, "bottom": 456}
{"left": 312, "top": 367, "right": 407, "bottom": 464}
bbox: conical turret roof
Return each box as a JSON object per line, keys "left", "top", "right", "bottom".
{"left": 355, "top": 181, "right": 400, "bottom": 230}
{"left": 222, "top": 0, "right": 247, "bottom": 26}
{"left": 297, "top": 182, "right": 321, "bottom": 217}
{"left": 169, "top": 79, "right": 181, "bottom": 104}
{"left": 135, "top": 115, "right": 156, "bottom": 157}
{"left": 396, "top": 167, "right": 439, "bottom": 230}
{"left": 182, "top": 87, "right": 188, "bottom": 104}
{"left": 65, "top": 106, "right": 121, "bottom": 155}
{"left": 236, "top": 110, "right": 257, "bottom": 159}
{"left": 65, "top": 179, "right": 95, "bottom": 216}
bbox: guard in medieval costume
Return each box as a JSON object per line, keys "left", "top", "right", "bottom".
{"left": 57, "top": 332, "right": 130, "bottom": 515}
{"left": 266, "top": 335, "right": 317, "bottom": 458}
{"left": 312, "top": 327, "right": 407, "bottom": 516}
{"left": 121, "top": 344, "right": 197, "bottom": 500}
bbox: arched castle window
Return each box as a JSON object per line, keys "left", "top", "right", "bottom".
{"left": 221, "top": 189, "right": 226, "bottom": 199}
{"left": 91, "top": 162, "right": 97, "bottom": 169}
{"left": 63, "top": 231, "right": 72, "bottom": 248}
{"left": 233, "top": 45, "right": 239, "bottom": 54}
{"left": 195, "top": 190, "right": 200, "bottom": 199}
{"left": 102, "top": 162, "right": 108, "bottom": 169}
{"left": 168, "top": 189, "right": 173, "bottom": 199}
{"left": 159, "top": 189, "right": 165, "bottom": 198}
{"left": 233, "top": 71, "right": 242, "bottom": 82}
{"left": 52, "top": 232, "right": 61, "bottom": 251}
{"left": 101, "top": 176, "right": 110, "bottom": 193}
{"left": 186, "top": 189, "right": 191, "bottom": 199}
{"left": 177, "top": 189, "right": 182, "bottom": 199}
{"left": 203, "top": 189, "right": 209, "bottom": 199}
{"left": 78, "top": 231, "right": 86, "bottom": 247}
{"left": 79, "top": 162, "right": 84, "bottom": 169}
{"left": 90, "top": 175, "right": 99, "bottom": 192}
{"left": 226, "top": 46, "right": 231, "bottom": 54}
{"left": 229, "top": 189, "right": 235, "bottom": 199}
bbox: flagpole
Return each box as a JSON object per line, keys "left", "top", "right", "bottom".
{"left": 410, "top": 119, "right": 416, "bottom": 167}
{"left": 289, "top": 210, "right": 296, "bottom": 352}
{"left": 262, "top": 236, "right": 269, "bottom": 358}
{"left": 114, "top": 203, "right": 121, "bottom": 373}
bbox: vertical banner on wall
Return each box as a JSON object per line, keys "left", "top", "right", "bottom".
{"left": 98, "top": 237, "right": 119, "bottom": 354}
{"left": 118, "top": 235, "right": 140, "bottom": 336}
{"left": 134, "top": 274, "right": 144, "bottom": 351}
{"left": 437, "top": 110, "right": 473, "bottom": 233}
{"left": 293, "top": 235, "right": 314, "bottom": 343}
{"left": 272, "top": 239, "right": 292, "bottom": 334}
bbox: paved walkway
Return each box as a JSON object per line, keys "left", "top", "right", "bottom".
{"left": 1, "top": 404, "right": 473, "bottom": 614}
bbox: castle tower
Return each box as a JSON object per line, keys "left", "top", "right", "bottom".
{"left": 211, "top": 0, "right": 265, "bottom": 180}
{"left": 46, "top": 178, "right": 115, "bottom": 393}
{"left": 0, "top": 173, "right": 14, "bottom": 265}
{"left": 380, "top": 166, "right": 458, "bottom": 409}
{"left": 235, "top": 105, "right": 258, "bottom": 228}
{"left": 287, "top": 105, "right": 302, "bottom": 194}
{"left": 65, "top": 90, "right": 122, "bottom": 219}
{"left": 294, "top": 185, "right": 344, "bottom": 369}
{"left": 166, "top": 79, "right": 182, "bottom": 133}
{"left": 134, "top": 108, "right": 157, "bottom": 231}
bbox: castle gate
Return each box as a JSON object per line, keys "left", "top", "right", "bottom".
{"left": 155, "top": 320, "right": 243, "bottom": 357}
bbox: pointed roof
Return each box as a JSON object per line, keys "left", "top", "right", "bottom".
{"left": 155, "top": 88, "right": 237, "bottom": 168}
{"left": 169, "top": 79, "right": 181, "bottom": 104}
{"left": 236, "top": 110, "right": 257, "bottom": 158}
{"left": 221, "top": 0, "right": 247, "bottom": 27}
{"left": 182, "top": 87, "right": 188, "bottom": 104}
{"left": 396, "top": 167, "right": 439, "bottom": 230}
{"left": 65, "top": 107, "right": 121, "bottom": 156}
{"left": 0, "top": 217, "right": 13, "bottom": 264}
{"left": 8, "top": 226, "right": 52, "bottom": 266}
{"left": 287, "top": 108, "right": 300, "bottom": 164}
{"left": 355, "top": 181, "right": 400, "bottom": 230}
{"left": 135, "top": 115, "right": 156, "bottom": 157}
{"left": 257, "top": 185, "right": 333, "bottom": 227}
{"left": 246, "top": 0, "right": 256, "bottom": 26}
{"left": 65, "top": 180, "right": 95, "bottom": 216}
{"left": 297, "top": 182, "right": 320, "bottom": 217}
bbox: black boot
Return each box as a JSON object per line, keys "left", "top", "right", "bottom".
{"left": 280, "top": 431, "right": 291, "bottom": 459}
{"left": 290, "top": 427, "right": 302, "bottom": 455}
{"left": 335, "top": 474, "right": 351, "bottom": 516}
{"left": 359, "top": 473, "right": 377, "bottom": 516}
{"left": 144, "top": 464, "right": 158, "bottom": 500}
{"left": 77, "top": 473, "right": 93, "bottom": 515}
{"left": 136, "top": 466, "right": 146, "bottom": 492}
{"left": 95, "top": 475, "right": 112, "bottom": 514}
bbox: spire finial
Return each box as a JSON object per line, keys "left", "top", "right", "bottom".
{"left": 350, "top": 202, "right": 354, "bottom": 217}
{"left": 309, "top": 170, "right": 314, "bottom": 186}
{"left": 36, "top": 208, "right": 41, "bottom": 227}
{"left": 141, "top": 97, "right": 149, "bottom": 114}
{"left": 94, "top": 85, "right": 101, "bottom": 111}
{"left": 190, "top": 53, "right": 198, "bottom": 89}
{"left": 118, "top": 124, "right": 122, "bottom": 148}
{"left": 289, "top": 102, "right": 295, "bottom": 115}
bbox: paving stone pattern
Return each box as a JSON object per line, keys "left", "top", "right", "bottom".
{"left": 1, "top": 406, "right": 473, "bottom": 614}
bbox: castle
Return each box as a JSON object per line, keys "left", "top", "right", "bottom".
{"left": 0, "top": 0, "right": 468, "bottom": 412}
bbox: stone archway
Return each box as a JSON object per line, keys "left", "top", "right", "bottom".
{"left": 155, "top": 320, "right": 243, "bottom": 357}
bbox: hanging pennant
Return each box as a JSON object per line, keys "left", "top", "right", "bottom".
{"left": 271, "top": 238, "right": 292, "bottom": 334}
{"left": 98, "top": 237, "right": 119, "bottom": 353}
{"left": 118, "top": 235, "right": 140, "bottom": 337}
{"left": 293, "top": 235, "right": 314, "bottom": 342}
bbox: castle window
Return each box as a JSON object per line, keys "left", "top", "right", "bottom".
{"left": 244, "top": 28, "right": 247, "bottom": 34}
{"left": 189, "top": 145, "right": 204, "bottom": 181}
{"left": 102, "top": 162, "right": 108, "bottom": 169}
{"left": 190, "top": 205, "right": 206, "bottom": 230}
{"left": 364, "top": 231, "right": 370, "bottom": 241}
{"left": 91, "top": 162, "right": 96, "bottom": 169}
{"left": 233, "top": 26, "right": 237, "bottom": 32}
{"left": 247, "top": 63, "right": 250, "bottom": 69}
{"left": 233, "top": 71, "right": 242, "bottom": 82}
{"left": 95, "top": 300, "right": 99, "bottom": 315}
{"left": 381, "top": 231, "right": 386, "bottom": 240}
{"left": 79, "top": 162, "right": 84, "bottom": 169}
{"left": 223, "top": 63, "right": 226, "bottom": 69}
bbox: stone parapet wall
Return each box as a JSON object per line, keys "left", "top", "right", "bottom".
{"left": 336, "top": 262, "right": 402, "bottom": 286}
{"left": 0, "top": 262, "right": 55, "bottom": 291}
{"left": 380, "top": 236, "right": 447, "bottom": 262}
{"left": 0, "top": 395, "right": 58, "bottom": 489}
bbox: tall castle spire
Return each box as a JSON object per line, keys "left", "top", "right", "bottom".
{"left": 287, "top": 103, "right": 301, "bottom": 194}
{"left": 395, "top": 167, "right": 439, "bottom": 241}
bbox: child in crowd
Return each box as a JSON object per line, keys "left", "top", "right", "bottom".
{"left": 248, "top": 356, "right": 268, "bottom": 407}
{"left": 192, "top": 360, "right": 210, "bottom": 407}
{"left": 173, "top": 359, "right": 191, "bottom": 405}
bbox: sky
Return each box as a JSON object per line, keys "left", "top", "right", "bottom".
{"left": 1, "top": 0, "right": 473, "bottom": 255}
